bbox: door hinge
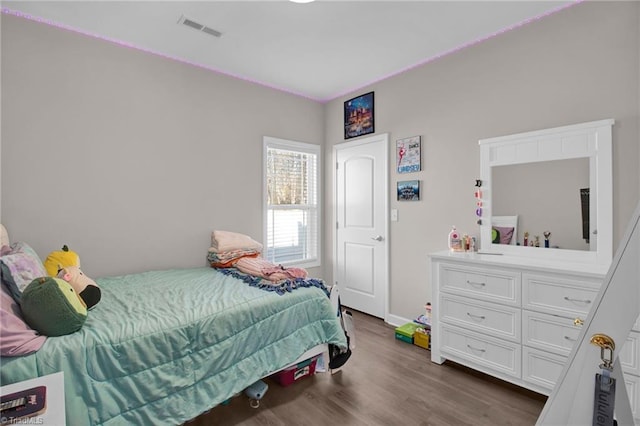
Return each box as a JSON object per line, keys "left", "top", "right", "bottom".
{"left": 336, "top": 221, "right": 339, "bottom": 229}
{"left": 336, "top": 162, "right": 339, "bottom": 170}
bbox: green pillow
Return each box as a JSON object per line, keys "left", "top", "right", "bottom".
{"left": 21, "top": 277, "right": 87, "bottom": 337}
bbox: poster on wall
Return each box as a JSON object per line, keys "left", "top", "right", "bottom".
{"left": 344, "top": 92, "right": 374, "bottom": 139}
{"left": 396, "top": 136, "right": 421, "bottom": 174}
{"left": 397, "top": 180, "right": 420, "bottom": 201}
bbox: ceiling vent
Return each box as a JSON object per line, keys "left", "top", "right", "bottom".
{"left": 177, "top": 15, "right": 222, "bottom": 38}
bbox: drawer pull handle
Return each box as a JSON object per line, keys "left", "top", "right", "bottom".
{"left": 467, "top": 280, "right": 486, "bottom": 287}
{"left": 564, "top": 336, "right": 577, "bottom": 342}
{"left": 467, "top": 344, "right": 486, "bottom": 353}
{"left": 466, "top": 312, "right": 486, "bottom": 321}
{"left": 564, "top": 296, "right": 592, "bottom": 304}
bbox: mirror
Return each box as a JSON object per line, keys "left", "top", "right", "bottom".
{"left": 492, "top": 158, "right": 590, "bottom": 250}
{"left": 479, "top": 119, "right": 613, "bottom": 268}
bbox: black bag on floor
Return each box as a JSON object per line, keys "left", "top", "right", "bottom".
{"left": 328, "top": 287, "right": 355, "bottom": 369}
{"left": 328, "top": 336, "right": 351, "bottom": 369}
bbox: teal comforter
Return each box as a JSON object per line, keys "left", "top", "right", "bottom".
{"left": 1, "top": 268, "right": 347, "bottom": 425}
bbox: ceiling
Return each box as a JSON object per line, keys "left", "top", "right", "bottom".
{"left": 2, "top": 1, "right": 574, "bottom": 102}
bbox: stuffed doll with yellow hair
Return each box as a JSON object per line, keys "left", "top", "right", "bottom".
{"left": 44, "top": 245, "right": 80, "bottom": 277}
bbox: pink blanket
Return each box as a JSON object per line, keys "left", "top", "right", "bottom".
{"left": 1, "top": 284, "right": 47, "bottom": 356}
{"left": 235, "top": 257, "right": 308, "bottom": 283}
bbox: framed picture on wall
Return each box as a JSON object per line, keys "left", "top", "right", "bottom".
{"left": 396, "top": 136, "right": 421, "bottom": 173}
{"left": 344, "top": 91, "right": 374, "bottom": 139}
{"left": 397, "top": 180, "right": 420, "bottom": 201}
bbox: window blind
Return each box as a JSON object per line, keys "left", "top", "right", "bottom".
{"left": 263, "top": 138, "right": 320, "bottom": 266}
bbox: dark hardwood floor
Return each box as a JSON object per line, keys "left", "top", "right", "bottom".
{"left": 187, "top": 310, "right": 546, "bottom": 425}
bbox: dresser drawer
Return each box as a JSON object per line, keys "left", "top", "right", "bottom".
{"left": 522, "top": 310, "right": 582, "bottom": 356}
{"left": 440, "top": 294, "right": 521, "bottom": 342}
{"left": 620, "top": 331, "right": 640, "bottom": 376}
{"left": 522, "top": 346, "right": 567, "bottom": 393}
{"left": 440, "top": 324, "right": 521, "bottom": 378}
{"left": 439, "top": 263, "right": 520, "bottom": 306}
{"left": 522, "top": 273, "right": 601, "bottom": 317}
{"left": 625, "top": 372, "right": 640, "bottom": 423}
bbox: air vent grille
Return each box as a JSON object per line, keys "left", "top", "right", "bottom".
{"left": 178, "top": 15, "right": 222, "bottom": 38}
{"left": 201, "top": 26, "right": 222, "bottom": 38}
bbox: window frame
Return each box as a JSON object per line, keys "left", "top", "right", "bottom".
{"left": 263, "top": 136, "right": 321, "bottom": 268}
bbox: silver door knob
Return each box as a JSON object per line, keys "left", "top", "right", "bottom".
{"left": 371, "top": 235, "right": 384, "bottom": 241}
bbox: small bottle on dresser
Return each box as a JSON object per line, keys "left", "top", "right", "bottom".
{"left": 448, "top": 226, "right": 463, "bottom": 251}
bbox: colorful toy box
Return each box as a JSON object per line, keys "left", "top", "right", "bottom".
{"left": 272, "top": 355, "right": 319, "bottom": 387}
{"left": 395, "top": 322, "right": 421, "bottom": 343}
{"left": 414, "top": 328, "right": 430, "bottom": 350}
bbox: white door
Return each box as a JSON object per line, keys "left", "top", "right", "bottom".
{"left": 335, "top": 133, "right": 388, "bottom": 319}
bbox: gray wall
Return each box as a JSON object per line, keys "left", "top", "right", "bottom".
{"left": 324, "top": 1, "right": 639, "bottom": 319}
{"left": 2, "top": 2, "right": 639, "bottom": 323}
{"left": 1, "top": 14, "right": 325, "bottom": 278}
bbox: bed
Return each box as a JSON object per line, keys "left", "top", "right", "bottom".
{"left": 1, "top": 262, "right": 347, "bottom": 425}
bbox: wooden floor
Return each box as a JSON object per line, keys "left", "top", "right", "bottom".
{"left": 187, "top": 310, "right": 546, "bottom": 426}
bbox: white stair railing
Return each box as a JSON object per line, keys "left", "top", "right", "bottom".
{"left": 537, "top": 202, "right": 640, "bottom": 425}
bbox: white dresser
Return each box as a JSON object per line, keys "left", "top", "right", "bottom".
{"left": 429, "top": 250, "right": 640, "bottom": 420}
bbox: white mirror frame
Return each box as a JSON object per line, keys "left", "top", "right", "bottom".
{"left": 479, "top": 119, "right": 613, "bottom": 268}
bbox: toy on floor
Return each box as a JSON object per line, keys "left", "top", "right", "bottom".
{"left": 244, "top": 379, "right": 268, "bottom": 408}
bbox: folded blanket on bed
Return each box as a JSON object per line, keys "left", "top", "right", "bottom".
{"left": 217, "top": 267, "right": 329, "bottom": 296}
{"left": 211, "top": 230, "right": 263, "bottom": 253}
{"left": 207, "top": 248, "right": 260, "bottom": 268}
{"left": 235, "top": 257, "right": 308, "bottom": 282}
{"left": 263, "top": 265, "right": 308, "bottom": 281}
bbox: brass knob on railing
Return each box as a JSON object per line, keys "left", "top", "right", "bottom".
{"left": 574, "top": 318, "right": 584, "bottom": 326}
{"left": 590, "top": 333, "right": 615, "bottom": 370}
{"left": 590, "top": 333, "right": 615, "bottom": 351}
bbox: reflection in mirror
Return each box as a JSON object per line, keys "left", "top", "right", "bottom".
{"left": 492, "top": 158, "right": 590, "bottom": 250}
{"left": 491, "top": 215, "right": 518, "bottom": 245}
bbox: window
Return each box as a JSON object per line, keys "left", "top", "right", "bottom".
{"left": 263, "top": 137, "right": 320, "bottom": 267}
